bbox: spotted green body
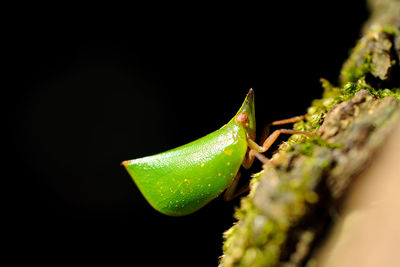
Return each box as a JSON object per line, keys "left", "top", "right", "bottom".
{"left": 123, "top": 90, "right": 255, "bottom": 216}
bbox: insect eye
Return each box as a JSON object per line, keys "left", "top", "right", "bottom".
{"left": 235, "top": 113, "right": 248, "bottom": 125}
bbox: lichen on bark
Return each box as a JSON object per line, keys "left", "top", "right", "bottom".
{"left": 220, "top": 1, "right": 400, "bottom": 266}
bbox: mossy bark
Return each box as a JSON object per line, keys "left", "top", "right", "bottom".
{"left": 220, "top": 1, "right": 400, "bottom": 266}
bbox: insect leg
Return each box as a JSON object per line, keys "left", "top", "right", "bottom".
{"left": 242, "top": 148, "right": 271, "bottom": 169}
{"left": 259, "top": 115, "right": 306, "bottom": 144}
{"left": 242, "top": 149, "right": 256, "bottom": 169}
{"left": 224, "top": 149, "right": 270, "bottom": 201}
{"left": 223, "top": 172, "right": 250, "bottom": 201}
{"left": 249, "top": 129, "right": 315, "bottom": 153}
{"left": 252, "top": 150, "right": 270, "bottom": 165}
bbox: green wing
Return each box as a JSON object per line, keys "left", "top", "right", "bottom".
{"left": 123, "top": 122, "right": 247, "bottom": 216}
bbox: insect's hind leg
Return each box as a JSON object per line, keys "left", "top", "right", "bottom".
{"left": 241, "top": 148, "right": 271, "bottom": 169}
{"left": 223, "top": 148, "right": 270, "bottom": 202}
{"left": 223, "top": 172, "right": 250, "bottom": 201}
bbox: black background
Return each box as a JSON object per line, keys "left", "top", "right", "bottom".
{"left": 6, "top": 2, "right": 368, "bottom": 266}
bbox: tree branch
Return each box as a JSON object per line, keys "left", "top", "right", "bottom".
{"left": 220, "top": 1, "right": 400, "bottom": 266}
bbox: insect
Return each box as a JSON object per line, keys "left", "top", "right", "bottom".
{"left": 122, "top": 89, "right": 313, "bottom": 216}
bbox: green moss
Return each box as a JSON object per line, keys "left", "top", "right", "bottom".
{"left": 222, "top": 199, "right": 284, "bottom": 267}
{"left": 383, "top": 24, "right": 399, "bottom": 35}
{"left": 378, "top": 88, "right": 400, "bottom": 99}
{"left": 342, "top": 78, "right": 400, "bottom": 100}
{"left": 284, "top": 75, "right": 399, "bottom": 152}
{"left": 340, "top": 44, "right": 374, "bottom": 84}
{"left": 297, "top": 136, "right": 342, "bottom": 156}
{"left": 299, "top": 142, "right": 315, "bottom": 156}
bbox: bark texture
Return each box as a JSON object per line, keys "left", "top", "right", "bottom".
{"left": 220, "top": 1, "right": 400, "bottom": 266}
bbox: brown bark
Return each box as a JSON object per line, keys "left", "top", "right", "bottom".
{"left": 221, "top": 1, "right": 400, "bottom": 266}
